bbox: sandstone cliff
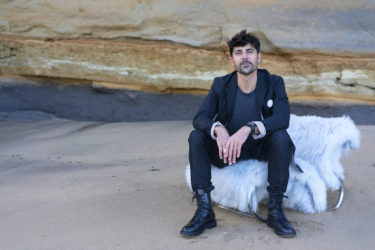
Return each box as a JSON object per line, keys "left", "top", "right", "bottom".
{"left": 1, "top": 0, "right": 374, "bottom": 103}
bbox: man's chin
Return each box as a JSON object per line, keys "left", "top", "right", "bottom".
{"left": 238, "top": 69, "right": 256, "bottom": 76}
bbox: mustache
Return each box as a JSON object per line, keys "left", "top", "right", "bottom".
{"left": 240, "top": 61, "right": 253, "bottom": 66}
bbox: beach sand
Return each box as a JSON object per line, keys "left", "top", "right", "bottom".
{"left": 0, "top": 114, "right": 374, "bottom": 249}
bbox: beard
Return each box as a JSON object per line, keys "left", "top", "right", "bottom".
{"left": 236, "top": 60, "right": 257, "bottom": 75}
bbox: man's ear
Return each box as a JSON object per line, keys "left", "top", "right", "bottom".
{"left": 257, "top": 52, "right": 262, "bottom": 64}
{"left": 230, "top": 57, "right": 234, "bottom": 66}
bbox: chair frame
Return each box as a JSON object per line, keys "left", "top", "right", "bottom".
{"left": 215, "top": 181, "right": 344, "bottom": 222}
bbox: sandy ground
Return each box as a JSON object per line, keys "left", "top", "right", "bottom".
{"left": 0, "top": 113, "right": 374, "bottom": 250}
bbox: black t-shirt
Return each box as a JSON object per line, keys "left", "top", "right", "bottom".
{"left": 226, "top": 87, "right": 260, "bottom": 135}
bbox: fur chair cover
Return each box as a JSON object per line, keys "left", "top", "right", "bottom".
{"left": 185, "top": 115, "right": 360, "bottom": 214}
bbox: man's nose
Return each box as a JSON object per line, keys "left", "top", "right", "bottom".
{"left": 242, "top": 53, "right": 249, "bottom": 60}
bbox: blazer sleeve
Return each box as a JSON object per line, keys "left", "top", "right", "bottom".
{"left": 192, "top": 79, "right": 219, "bottom": 136}
{"left": 261, "top": 76, "right": 290, "bottom": 132}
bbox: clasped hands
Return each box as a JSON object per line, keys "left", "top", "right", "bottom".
{"left": 214, "top": 125, "right": 252, "bottom": 165}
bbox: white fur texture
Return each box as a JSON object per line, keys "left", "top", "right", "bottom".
{"left": 185, "top": 115, "right": 360, "bottom": 214}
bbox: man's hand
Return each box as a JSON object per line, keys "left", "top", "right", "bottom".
{"left": 214, "top": 125, "right": 230, "bottom": 160}
{"left": 224, "top": 126, "right": 251, "bottom": 165}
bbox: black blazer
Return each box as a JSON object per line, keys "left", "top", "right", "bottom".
{"left": 193, "top": 69, "right": 291, "bottom": 137}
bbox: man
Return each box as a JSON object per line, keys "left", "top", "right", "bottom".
{"left": 180, "top": 30, "right": 296, "bottom": 238}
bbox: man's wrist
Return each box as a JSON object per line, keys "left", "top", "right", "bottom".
{"left": 252, "top": 121, "right": 266, "bottom": 139}
{"left": 242, "top": 125, "right": 251, "bottom": 135}
{"left": 245, "top": 121, "right": 256, "bottom": 135}
{"left": 214, "top": 125, "right": 223, "bottom": 135}
{"left": 211, "top": 121, "right": 225, "bottom": 140}
{"left": 254, "top": 126, "right": 260, "bottom": 135}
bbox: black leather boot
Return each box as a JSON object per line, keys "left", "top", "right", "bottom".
{"left": 266, "top": 193, "right": 296, "bottom": 238}
{"left": 180, "top": 189, "right": 217, "bottom": 237}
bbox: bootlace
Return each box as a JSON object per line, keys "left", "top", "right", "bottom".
{"left": 191, "top": 191, "right": 211, "bottom": 210}
{"left": 191, "top": 193, "right": 198, "bottom": 203}
{"left": 269, "top": 195, "right": 288, "bottom": 210}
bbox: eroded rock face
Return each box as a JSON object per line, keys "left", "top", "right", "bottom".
{"left": 0, "top": 0, "right": 374, "bottom": 103}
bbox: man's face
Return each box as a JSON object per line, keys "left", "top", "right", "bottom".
{"left": 230, "top": 44, "right": 261, "bottom": 75}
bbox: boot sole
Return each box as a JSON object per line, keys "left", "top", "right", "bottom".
{"left": 266, "top": 221, "right": 296, "bottom": 238}
{"left": 180, "top": 220, "right": 217, "bottom": 238}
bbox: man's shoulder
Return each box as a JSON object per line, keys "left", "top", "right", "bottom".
{"left": 213, "top": 71, "right": 236, "bottom": 85}
{"left": 258, "top": 69, "right": 283, "bottom": 84}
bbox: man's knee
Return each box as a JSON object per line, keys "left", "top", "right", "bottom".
{"left": 269, "top": 130, "right": 293, "bottom": 150}
{"left": 188, "top": 129, "right": 208, "bottom": 146}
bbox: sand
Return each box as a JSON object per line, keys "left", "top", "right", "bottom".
{"left": 0, "top": 113, "right": 374, "bottom": 250}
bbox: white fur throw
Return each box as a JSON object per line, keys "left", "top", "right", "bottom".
{"left": 185, "top": 114, "right": 361, "bottom": 214}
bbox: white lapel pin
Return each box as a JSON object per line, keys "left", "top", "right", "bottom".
{"left": 267, "top": 99, "right": 273, "bottom": 108}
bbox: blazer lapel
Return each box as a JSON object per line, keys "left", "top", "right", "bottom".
{"left": 225, "top": 72, "right": 238, "bottom": 122}
{"left": 255, "top": 70, "right": 267, "bottom": 117}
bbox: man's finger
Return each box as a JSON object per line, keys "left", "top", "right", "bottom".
{"left": 232, "top": 142, "right": 237, "bottom": 163}
{"left": 237, "top": 143, "right": 242, "bottom": 158}
{"left": 223, "top": 145, "right": 228, "bottom": 163}
{"left": 228, "top": 141, "right": 234, "bottom": 165}
{"left": 218, "top": 144, "right": 223, "bottom": 159}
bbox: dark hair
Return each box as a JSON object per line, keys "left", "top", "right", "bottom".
{"left": 227, "top": 30, "right": 260, "bottom": 56}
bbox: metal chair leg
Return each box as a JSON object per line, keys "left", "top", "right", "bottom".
{"left": 216, "top": 204, "right": 254, "bottom": 219}
{"left": 253, "top": 210, "right": 267, "bottom": 222}
{"left": 327, "top": 181, "right": 344, "bottom": 211}
{"left": 215, "top": 181, "right": 344, "bottom": 220}
{"left": 215, "top": 203, "right": 268, "bottom": 222}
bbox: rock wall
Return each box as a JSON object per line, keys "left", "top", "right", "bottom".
{"left": 1, "top": 0, "right": 374, "bottom": 103}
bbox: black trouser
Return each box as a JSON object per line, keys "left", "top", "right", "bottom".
{"left": 188, "top": 129, "right": 295, "bottom": 194}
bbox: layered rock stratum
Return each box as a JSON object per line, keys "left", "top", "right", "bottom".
{"left": 1, "top": 0, "right": 374, "bottom": 103}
